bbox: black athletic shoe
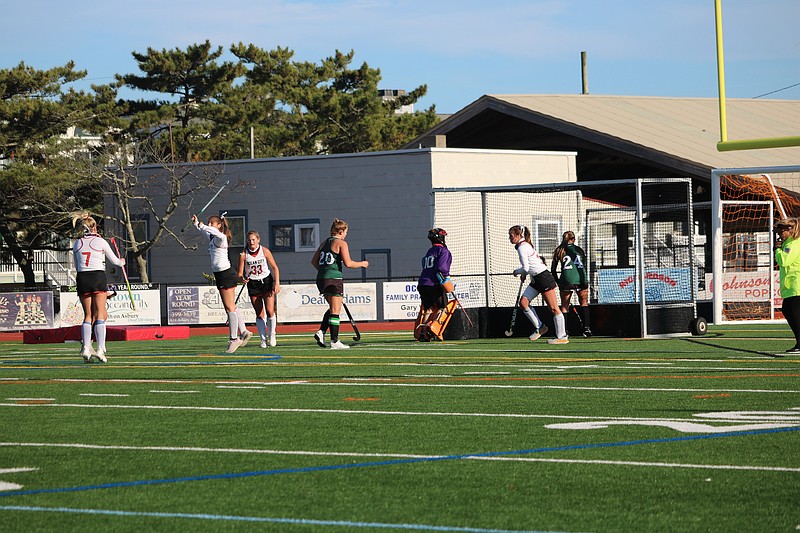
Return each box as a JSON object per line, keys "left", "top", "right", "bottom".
{"left": 583, "top": 328, "right": 593, "bottom": 338}
{"left": 786, "top": 346, "right": 800, "bottom": 353}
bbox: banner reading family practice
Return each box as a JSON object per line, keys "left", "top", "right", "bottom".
{"left": 382, "top": 278, "right": 485, "bottom": 320}
{"left": 0, "top": 291, "right": 55, "bottom": 331}
{"left": 59, "top": 284, "right": 162, "bottom": 326}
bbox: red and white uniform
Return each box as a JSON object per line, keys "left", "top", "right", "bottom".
{"left": 73, "top": 234, "right": 125, "bottom": 272}
{"left": 243, "top": 246, "right": 271, "bottom": 281}
{"left": 514, "top": 241, "right": 547, "bottom": 277}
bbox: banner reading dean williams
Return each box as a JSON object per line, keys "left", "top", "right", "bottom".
{"left": 59, "top": 284, "right": 162, "bottom": 326}
{"left": 598, "top": 268, "right": 692, "bottom": 304}
{"left": 277, "top": 283, "right": 376, "bottom": 323}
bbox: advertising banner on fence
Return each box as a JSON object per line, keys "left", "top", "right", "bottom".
{"left": 0, "top": 291, "right": 55, "bottom": 331}
{"left": 598, "top": 268, "right": 693, "bottom": 304}
{"left": 383, "top": 278, "right": 485, "bottom": 320}
{"left": 166, "top": 285, "right": 256, "bottom": 325}
{"left": 702, "top": 271, "right": 782, "bottom": 307}
{"left": 277, "top": 283, "right": 377, "bottom": 323}
{"left": 383, "top": 281, "right": 422, "bottom": 320}
{"left": 59, "top": 284, "right": 162, "bottom": 326}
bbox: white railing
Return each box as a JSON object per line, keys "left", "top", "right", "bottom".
{"left": 0, "top": 249, "right": 76, "bottom": 287}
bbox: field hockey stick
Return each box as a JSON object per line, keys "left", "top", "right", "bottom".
{"left": 504, "top": 276, "right": 526, "bottom": 337}
{"left": 448, "top": 293, "right": 474, "bottom": 328}
{"left": 181, "top": 180, "right": 230, "bottom": 232}
{"left": 342, "top": 303, "right": 361, "bottom": 341}
{"left": 110, "top": 238, "right": 136, "bottom": 311}
{"left": 235, "top": 282, "right": 247, "bottom": 304}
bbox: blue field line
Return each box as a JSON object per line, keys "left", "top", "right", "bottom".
{"left": 1, "top": 425, "right": 798, "bottom": 500}
{"left": 0, "top": 505, "right": 573, "bottom": 533}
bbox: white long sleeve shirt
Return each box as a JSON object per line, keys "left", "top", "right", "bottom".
{"left": 73, "top": 234, "right": 125, "bottom": 272}
{"left": 196, "top": 223, "right": 231, "bottom": 272}
{"left": 514, "top": 241, "right": 547, "bottom": 277}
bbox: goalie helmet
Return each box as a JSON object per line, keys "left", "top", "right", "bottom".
{"left": 428, "top": 227, "right": 447, "bottom": 245}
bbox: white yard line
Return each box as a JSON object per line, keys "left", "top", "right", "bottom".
{"left": 1, "top": 442, "right": 797, "bottom": 473}
{"left": 1, "top": 402, "right": 797, "bottom": 425}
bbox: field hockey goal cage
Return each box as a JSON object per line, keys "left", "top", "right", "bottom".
{"left": 711, "top": 165, "right": 800, "bottom": 324}
{"left": 432, "top": 177, "right": 702, "bottom": 338}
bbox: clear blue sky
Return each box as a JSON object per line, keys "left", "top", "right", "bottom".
{"left": 2, "top": 0, "right": 798, "bottom": 114}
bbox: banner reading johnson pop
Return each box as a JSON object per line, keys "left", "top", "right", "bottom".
{"left": 598, "top": 267, "right": 693, "bottom": 304}
{"left": 59, "top": 284, "right": 162, "bottom": 326}
{"left": 0, "top": 291, "right": 55, "bottom": 331}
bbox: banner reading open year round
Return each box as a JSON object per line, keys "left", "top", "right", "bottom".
{"left": 166, "top": 285, "right": 256, "bottom": 325}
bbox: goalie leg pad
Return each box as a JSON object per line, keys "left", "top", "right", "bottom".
{"left": 426, "top": 299, "right": 458, "bottom": 341}
{"left": 414, "top": 306, "right": 434, "bottom": 341}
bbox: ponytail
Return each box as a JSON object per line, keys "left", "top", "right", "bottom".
{"left": 208, "top": 215, "right": 232, "bottom": 243}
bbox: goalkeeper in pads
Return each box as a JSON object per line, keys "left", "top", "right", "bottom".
{"left": 415, "top": 228, "right": 455, "bottom": 341}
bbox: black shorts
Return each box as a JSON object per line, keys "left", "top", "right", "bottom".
{"left": 247, "top": 276, "right": 275, "bottom": 297}
{"left": 418, "top": 283, "right": 446, "bottom": 309}
{"left": 316, "top": 278, "right": 344, "bottom": 297}
{"left": 76, "top": 271, "right": 108, "bottom": 296}
{"left": 213, "top": 267, "right": 239, "bottom": 291}
{"left": 530, "top": 271, "right": 558, "bottom": 293}
{"left": 558, "top": 279, "right": 589, "bottom": 292}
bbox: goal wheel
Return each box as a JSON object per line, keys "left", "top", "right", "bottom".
{"left": 690, "top": 317, "right": 708, "bottom": 336}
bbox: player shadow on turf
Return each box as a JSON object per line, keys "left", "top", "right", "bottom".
{"left": 683, "top": 334, "right": 788, "bottom": 358}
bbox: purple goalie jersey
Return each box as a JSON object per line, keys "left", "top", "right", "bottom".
{"left": 418, "top": 244, "right": 452, "bottom": 287}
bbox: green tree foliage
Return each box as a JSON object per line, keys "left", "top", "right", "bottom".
{"left": 117, "top": 40, "right": 246, "bottom": 162}
{"left": 231, "top": 45, "right": 439, "bottom": 156}
{"left": 117, "top": 42, "right": 439, "bottom": 161}
{"left": 0, "top": 61, "right": 86, "bottom": 161}
{"left": 0, "top": 62, "right": 107, "bottom": 286}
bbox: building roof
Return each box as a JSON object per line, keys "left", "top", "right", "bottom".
{"left": 406, "top": 94, "right": 800, "bottom": 182}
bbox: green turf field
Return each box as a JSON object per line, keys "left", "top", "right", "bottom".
{"left": 1, "top": 325, "right": 798, "bottom": 532}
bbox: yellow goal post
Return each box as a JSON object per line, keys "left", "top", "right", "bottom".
{"left": 714, "top": 0, "right": 800, "bottom": 152}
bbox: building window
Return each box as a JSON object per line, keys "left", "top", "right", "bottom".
{"left": 271, "top": 224, "right": 293, "bottom": 251}
{"left": 221, "top": 210, "right": 247, "bottom": 250}
{"left": 534, "top": 219, "right": 561, "bottom": 256}
{"left": 295, "top": 222, "right": 320, "bottom": 252}
{"left": 270, "top": 219, "right": 320, "bottom": 252}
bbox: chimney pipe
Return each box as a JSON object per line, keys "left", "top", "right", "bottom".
{"left": 581, "top": 51, "right": 589, "bottom": 94}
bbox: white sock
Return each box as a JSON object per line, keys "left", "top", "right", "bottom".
{"left": 523, "top": 307, "right": 542, "bottom": 329}
{"left": 227, "top": 311, "right": 238, "bottom": 340}
{"left": 267, "top": 316, "right": 276, "bottom": 337}
{"left": 256, "top": 316, "right": 267, "bottom": 340}
{"left": 236, "top": 308, "right": 247, "bottom": 334}
{"left": 81, "top": 321, "right": 92, "bottom": 348}
{"left": 554, "top": 313, "right": 566, "bottom": 339}
{"left": 94, "top": 320, "right": 107, "bottom": 351}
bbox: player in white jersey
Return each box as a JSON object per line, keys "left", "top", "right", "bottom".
{"left": 238, "top": 230, "right": 281, "bottom": 348}
{"left": 192, "top": 214, "right": 252, "bottom": 353}
{"left": 508, "top": 224, "right": 569, "bottom": 344}
{"left": 72, "top": 214, "right": 126, "bottom": 362}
